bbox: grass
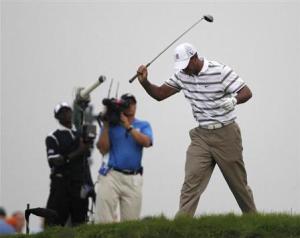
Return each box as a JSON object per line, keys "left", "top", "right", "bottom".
{"left": 5, "top": 213, "right": 300, "bottom": 238}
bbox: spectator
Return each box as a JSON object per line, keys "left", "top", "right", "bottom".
{"left": 6, "top": 211, "right": 25, "bottom": 233}
{"left": 0, "top": 207, "right": 6, "bottom": 219}
{"left": 0, "top": 207, "right": 15, "bottom": 235}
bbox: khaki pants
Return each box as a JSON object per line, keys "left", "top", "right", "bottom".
{"left": 95, "top": 170, "right": 143, "bottom": 223}
{"left": 178, "top": 122, "right": 256, "bottom": 216}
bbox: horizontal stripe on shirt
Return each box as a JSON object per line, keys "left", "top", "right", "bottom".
{"left": 193, "top": 108, "right": 234, "bottom": 118}
{"left": 166, "top": 58, "right": 245, "bottom": 125}
{"left": 195, "top": 116, "right": 237, "bottom": 124}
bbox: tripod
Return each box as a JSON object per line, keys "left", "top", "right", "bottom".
{"left": 25, "top": 203, "right": 58, "bottom": 234}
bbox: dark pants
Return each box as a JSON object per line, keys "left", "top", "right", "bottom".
{"left": 45, "top": 176, "right": 88, "bottom": 226}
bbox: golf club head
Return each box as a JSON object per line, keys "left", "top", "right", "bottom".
{"left": 204, "top": 15, "right": 214, "bottom": 22}
{"left": 129, "top": 14, "right": 214, "bottom": 83}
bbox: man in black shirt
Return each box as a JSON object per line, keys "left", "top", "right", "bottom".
{"left": 45, "top": 102, "right": 91, "bottom": 226}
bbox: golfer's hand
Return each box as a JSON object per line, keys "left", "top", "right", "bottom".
{"left": 137, "top": 65, "right": 148, "bottom": 83}
{"left": 219, "top": 97, "right": 237, "bottom": 111}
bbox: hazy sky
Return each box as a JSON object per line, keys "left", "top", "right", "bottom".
{"left": 1, "top": 0, "right": 299, "bottom": 231}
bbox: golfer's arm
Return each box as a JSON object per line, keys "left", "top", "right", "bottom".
{"left": 140, "top": 80, "right": 178, "bottom": 101}
{"left": 236, "top": 85, "right": 252, "bottom": 104}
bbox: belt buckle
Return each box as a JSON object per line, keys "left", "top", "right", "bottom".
{"left": 122, "top": 169, "right": 133, "bottom": 174}
{"left": 207, "top": 123, "right": 222, "bottom": 130}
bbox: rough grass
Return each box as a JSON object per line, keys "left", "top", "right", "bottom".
{"left": 5, "top": 213, "right": 300, "bottom": 238}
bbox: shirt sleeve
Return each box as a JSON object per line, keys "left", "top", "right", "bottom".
{"left": 221, "top": 65, "right": 246, "bottom": 93}
{"left": 140, "top": 121, "right": 153, "bottom": 146}
{"left": 164, "top": 73, "right": 182, "bottom": 91}
{"left": 45, "top": 135, "right": 60, "bottom": 163}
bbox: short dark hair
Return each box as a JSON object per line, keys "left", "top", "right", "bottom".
{"left": 121, "top": 93, "right": 137, "bottom": 104}
{"left": 0, "top": 207, "right": 7, "bottom": 217}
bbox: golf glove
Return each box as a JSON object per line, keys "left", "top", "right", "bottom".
{"left": 219, "top": 97, "right": 237, "bottom": 111}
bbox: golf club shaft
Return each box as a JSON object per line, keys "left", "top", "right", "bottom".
{"left": 129, "top": 16, "right": 206, "bottom": 83}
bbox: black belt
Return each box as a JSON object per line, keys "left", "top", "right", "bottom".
{"left": 112, "top": 167, "right": 143, "bottom": 175}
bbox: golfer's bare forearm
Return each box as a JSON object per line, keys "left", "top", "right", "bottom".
{"left": 141, "top": 79, "right": 177, "bottom": 101}
{"left": 140, "top": 79, "right": 163, "bottom": 101}
{"left": 236, "top": 85, "right": 252, "bottom": 104}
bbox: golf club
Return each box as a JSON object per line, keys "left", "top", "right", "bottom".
{"left": 129, "top": 14, "right": 214, "bottom": 83}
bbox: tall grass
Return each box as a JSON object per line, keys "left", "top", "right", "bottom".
{"left": 6, "top": 213, "right": 300, "bottom": 238}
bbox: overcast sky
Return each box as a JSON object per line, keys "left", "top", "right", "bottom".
{"left": 1, "top": 0, "right": 299, "bottom": 231}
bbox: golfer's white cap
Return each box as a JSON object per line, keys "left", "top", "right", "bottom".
{"left": 174, "top": 43, "right": 197, "bottom": 70}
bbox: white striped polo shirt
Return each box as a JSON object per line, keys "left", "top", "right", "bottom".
{"left": 165, "top": 58, "right": 246, "bottom": 126}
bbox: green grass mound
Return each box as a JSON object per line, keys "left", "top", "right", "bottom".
{"left": 7, "top": 213, "right": 300, "bottom": 238}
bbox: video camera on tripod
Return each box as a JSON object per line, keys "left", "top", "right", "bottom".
{"left": 81, "top": 124, "right": 97, "bottom": 144}
{"left": 73, "top": 75, "right": 107, "bottom": 139}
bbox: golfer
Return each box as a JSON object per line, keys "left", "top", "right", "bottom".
{"left": 136, "top": 42, "right": 256, "bottom": 216}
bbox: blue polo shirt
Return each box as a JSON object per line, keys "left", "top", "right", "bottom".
{"left": 106, "top": 119, "right": 153, "bottom": 171}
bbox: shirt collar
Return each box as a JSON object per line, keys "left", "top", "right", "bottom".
{"left": 58, "top": 123, "right": 76, "bottom": 139}
{"left": 179, "top": 57, "right": 209, "bottom": 76}
{"left": 197, "top": 57, "right": 209, "bottom": 75}
{"left": 58, "top": 123, "right": 76, "bottom": 132}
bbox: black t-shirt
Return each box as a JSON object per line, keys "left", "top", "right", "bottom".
{"left": 45, "top": 127, "right": 86, "bottom": 181}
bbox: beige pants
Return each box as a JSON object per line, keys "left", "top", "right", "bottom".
{"left": 178, "top": 122, "right": 256, "bottom": 216}
{"left": 95, "top": 170, "right": 143, "bottom": 223}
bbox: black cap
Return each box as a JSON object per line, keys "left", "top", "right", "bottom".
{"left": 121, "top": 93, "right": 137, "bottom": 104}
{"left": 0, "top": 207, "right": 6, "bottom": 217}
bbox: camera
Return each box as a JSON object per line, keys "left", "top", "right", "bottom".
{"left": 99, "top": 98, "right": 130, "bottom": 125}
{"left": 81, "top": 124, "right": 97, "bottom": 144}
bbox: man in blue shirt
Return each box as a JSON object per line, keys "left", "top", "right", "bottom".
{"left": 95, "top": 93, "right": 153, "bottom": 223}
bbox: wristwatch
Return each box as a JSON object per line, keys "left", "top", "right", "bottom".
{"left": 126, "top": 125, "right": 133, "bottom": 133}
